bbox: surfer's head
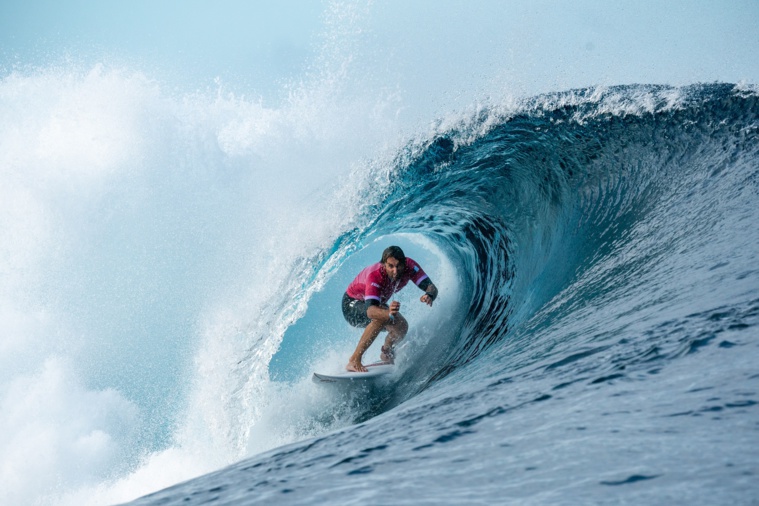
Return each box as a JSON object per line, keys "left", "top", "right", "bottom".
{"left": 381, "top": 245, "right": 406, "bottom": 280}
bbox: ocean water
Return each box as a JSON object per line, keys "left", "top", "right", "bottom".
{"left": 122, "top": 83, "right": 759, "bottom": 505}
{"left": 1, "top": 3, "right": 758, "bottom": 506}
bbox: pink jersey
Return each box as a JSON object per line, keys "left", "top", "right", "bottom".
{"left": 346, "top": 257, "right": 429, "bottom": 305}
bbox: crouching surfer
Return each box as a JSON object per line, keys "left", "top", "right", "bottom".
{"left": 342, "top": 245, "right": 438, "bottom": 372}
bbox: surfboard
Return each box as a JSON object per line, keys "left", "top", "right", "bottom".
{"left": 312, "top": 362, "right": 394, "bottom": 384}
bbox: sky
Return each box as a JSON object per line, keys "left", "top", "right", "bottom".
{"left": 2, "top": 0, "right": 758, "bottom": 113}
{"left": 0, "top": 0, "right": 323, "bottom": 96}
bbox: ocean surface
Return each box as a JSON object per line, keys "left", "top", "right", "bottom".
{"left": 2, "top": 3, "right": 759, "bottom": 506}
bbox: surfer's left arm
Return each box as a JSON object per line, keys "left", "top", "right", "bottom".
{"left": 419, "top": 279, "right": 438, "bottom": 307}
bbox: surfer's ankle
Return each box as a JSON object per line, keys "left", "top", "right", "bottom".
{"left": 380, "top": 345, "right": 395, "bottom": 363}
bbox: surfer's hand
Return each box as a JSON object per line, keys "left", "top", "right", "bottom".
{"left": 389, "top": 301, "right": 400, "bottom": 316}
{"left": 421, "top": 294, "right": 433, "bottom": 306}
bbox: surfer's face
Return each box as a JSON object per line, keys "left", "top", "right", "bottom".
{"left": 384, "top": 256, "right": 405, "bottom": 280}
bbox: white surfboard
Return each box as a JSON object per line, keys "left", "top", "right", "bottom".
{"left": 312, "top": 362, "right": 394, "bottom": 383}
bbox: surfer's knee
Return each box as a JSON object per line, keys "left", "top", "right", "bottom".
{"left": 394, "top": 314, "right": 408, "bottom": 330}
{"left": 370, "top": 313, "right": 393, "bottom": 326}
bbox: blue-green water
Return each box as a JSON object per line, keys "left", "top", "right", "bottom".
{"left": 127, "top": 83, "right": 759, "bottom": 505}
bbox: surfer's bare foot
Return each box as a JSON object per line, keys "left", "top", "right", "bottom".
{"left": 380, "top": 345, "right": 395, "bottom": 364}
{"left": 346, "top": 360, "right": 367, "bottom": 373}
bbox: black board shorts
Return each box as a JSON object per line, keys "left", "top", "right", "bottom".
{"left": 342, "top": 292, "right": 372, "bottom": 328}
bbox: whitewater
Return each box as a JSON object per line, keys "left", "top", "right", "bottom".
{"left": 2, "top": 2, "right": 758, "bottom": 505}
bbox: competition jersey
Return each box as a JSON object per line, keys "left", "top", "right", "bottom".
{"left": 346, "top": 257, "right": 429, "bottom": 305}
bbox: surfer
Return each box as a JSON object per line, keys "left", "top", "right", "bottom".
{"left": 343, "top": 245, "right": 438, "bottom": 372}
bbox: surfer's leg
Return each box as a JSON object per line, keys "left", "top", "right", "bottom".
{"left": 347, "top": 318, "right": 385, "bottom": 372}
{"left": 381, "top": 313, "right": 408, "bottom": 363}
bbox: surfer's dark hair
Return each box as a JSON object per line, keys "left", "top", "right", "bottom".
{"left": 381, "top": 246, "right": 406, "bottom": 265}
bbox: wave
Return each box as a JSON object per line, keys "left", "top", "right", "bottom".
{"left": 251, "top": 81, "right": 759, "bottom": 434}
{"left": 125, "top": 81, "right": 759, "bottom": 505}
{"left": 2, "top": 68, "right": 757, "bottom": 505}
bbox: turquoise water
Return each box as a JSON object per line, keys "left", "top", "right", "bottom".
{"left": 128, "top": 83, "right": 759, "bottom": 505}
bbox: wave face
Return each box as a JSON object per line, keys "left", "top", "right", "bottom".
{"left": 118, "top": 83, "right": 759, "bottom": 504}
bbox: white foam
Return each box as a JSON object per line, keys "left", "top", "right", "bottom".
{"left": 0, "top": 359, "right": 139, "bottom": 505}
{"left": 0, "top": 44, "right": 407, "bottom": 505}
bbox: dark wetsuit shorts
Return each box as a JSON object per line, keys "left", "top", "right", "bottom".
{"left": 342, "top": 292, "right": 372, "bottom": 328}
